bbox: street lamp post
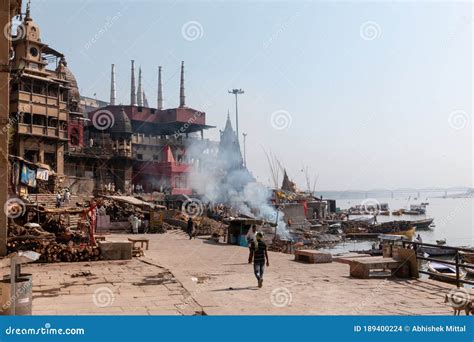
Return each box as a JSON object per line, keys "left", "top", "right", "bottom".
{"left": 242, "top": 132, "right": 247, "bottom": 167}
{"left": 228, "top": 89, "right": 244, "bottom": 145}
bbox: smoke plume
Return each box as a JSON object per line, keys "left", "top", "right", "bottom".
{"left": 185, "top": 138, "right": 289, "bottom": 238}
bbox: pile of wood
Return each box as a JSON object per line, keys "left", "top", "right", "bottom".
{"left": 195, "top": 217, "right": 225, "bottom": 236}
{"left": 269, "top": 237, "right": 294, "bottom": 254}
{"left": 7, "top": 222, "right": 100, "bottom": 263}
{"left": 97, "top": 197, "right": 147, "bottom": 222}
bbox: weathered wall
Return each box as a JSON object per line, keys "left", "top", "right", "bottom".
{"left": 62, "top": 176, "right": 95, "bottom": 194}
{"left": 281, "top": 203, "right": 306, "bottom": 224}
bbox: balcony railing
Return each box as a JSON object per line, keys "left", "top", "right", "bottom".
{"left": 18, "top": 123, "right": 67, "bottom": 139}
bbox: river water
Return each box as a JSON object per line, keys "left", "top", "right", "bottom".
{"left": 322, "top": 196, "right": 473, "bottom": 254}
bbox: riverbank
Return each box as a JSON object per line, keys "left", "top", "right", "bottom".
{"left": 23, "top": 230, "right": 469, "bottom": 315}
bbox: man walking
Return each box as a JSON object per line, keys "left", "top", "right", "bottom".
{"left": 187, "top": 217, "right": 194, "bottom": 240}
{"left": 250, "top": 232, "right": 269, "bottom": 288}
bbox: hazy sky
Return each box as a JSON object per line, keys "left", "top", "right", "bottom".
{"left": 29, "top": 0, "right": 472, "bottom": 190}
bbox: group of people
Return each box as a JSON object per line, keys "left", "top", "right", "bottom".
{"left": 55, "top": 188, "right": 71, "bottom": 208}
{"left": 128, "top": 214, "right": 143, "bottom": 234}
{"left": 246, "top": 225, "right": 270, "bottom": 288}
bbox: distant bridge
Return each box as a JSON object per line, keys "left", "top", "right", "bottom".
{"left": 315, "top": 187, "right": 472, "bottom": 199}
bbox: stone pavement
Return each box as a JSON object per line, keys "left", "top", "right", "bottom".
{"left": 24, "top": 257, "right": 203, "bottom": 315}
{"left": 131, "top": 230, "right": 467, "bottom": 315}
{"left": 22, "top": 230, "right": 471, "bottom": 315}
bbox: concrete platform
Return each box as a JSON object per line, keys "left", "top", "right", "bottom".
{"left": 337, "top": 256, "right": 410, "bottom": 279}
{"left": 295, "top": 249, "right": 332, "bottom": 263}
{"left": 99, "top": 241, "right": 132, "bottom": 260}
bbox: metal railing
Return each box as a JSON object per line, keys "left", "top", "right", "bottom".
{"left": 402, "top": 240, "right": 474, "bottom": 287}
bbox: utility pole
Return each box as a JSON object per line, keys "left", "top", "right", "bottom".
{"left": 228, "top": 89, "right": 244, "bottom": 145}
{"left": 242, "top": 132, "right": 247, "bottom": 167}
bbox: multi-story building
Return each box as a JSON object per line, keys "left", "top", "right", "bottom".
{"left": 7, "top": 4, "right": 219, "bottom": 197}
{"left": 9, "top": 4, "right": 83, "bottom": 179}
{"left": 64, "top": 61, "right": 216, "bottom": 195}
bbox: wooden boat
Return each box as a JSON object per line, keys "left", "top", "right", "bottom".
{"left": 348, "top": 215, "right": 376, "bottom": 225}
{"left": 379, "top": 211, "right": 390, "bottom": 216}
{"left": 418, "top": 245, "right": 457, "bottom": 256}
{"left": 409, "top": 218, "right": 434, "bottom": 230}
{"left": 392, "top": 210, "right": 403, "bottom": 216}
{"left": 347, "top": 227, "right": 416, "bottom": 240}
{"left": 462, "top": 263, "right": 474, "bottom": 276}
{"left": 427, "top": 261, "right": 466, "bottom": 283}
{"left": 459, "top": 251, "right": 474, "bottom": 263}
{"left": 410, "top": 204, "right": 427, "bottom": 214}
{"left": 403, "top": 210, "right": 422, "bottom": 215}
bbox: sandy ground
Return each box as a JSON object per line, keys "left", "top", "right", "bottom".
{"left": 22, "top": 230, "right": 470, "bottom": 315}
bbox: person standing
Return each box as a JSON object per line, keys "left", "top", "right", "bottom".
{"left": 249, "top": 232, "right": 269, "bottom": 288}
{"left": 64, "top": 189, "right": 71, "bottom": 205}
{"left": 187, "top": 217, "right": 194, "bottom": 240}
{"left": 55, "top": 192, "right": 62, "bottom": 208}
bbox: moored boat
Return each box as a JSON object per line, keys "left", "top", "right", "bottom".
{"left": 459, "top": 251, "right": 474, "bottom": 264}
{"left": 409, "top": 218, "right": 434, "bottom": 230}
{"left": 427, "top": 261, "right": 466, "bottom": 283}
{"left": 462, "top": 263, "right": 474, "bottom": 276}
{"left": 418, "top": 245, "right": 457, "bottom": 256}
{"left": 348, "top": 215, "right": 376, "bottom": 225}
{"left": 410, "top": 204, "right": 427, "bottom": 215}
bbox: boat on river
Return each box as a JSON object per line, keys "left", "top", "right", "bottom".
{"left": 462, "top": 263, "right": 474, "bottom": 276}
{"left": 409, "top": 218, "right": 434, "bottom": 230}
{"left": 460, "top": 251, "right": 474, "bottom": 263}
{"left": 427, "top": 261, "right": 466, "bottom": 283}
{"left": 418, "top": 245, "right": 457, "bottom": 256}
{"left": 348, "top": 215, "right": 376, "bottom": 225}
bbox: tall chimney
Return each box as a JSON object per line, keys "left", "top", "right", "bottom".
{"left": 137, "top": 66, "right": 143, "bottom": 106}
{"left": 179, "top": 61, "right": 185, "bottom": 108}
{"left": 143, "top": 90, "right": 149, "bottom": 108}
{"left": 110, "top": 64, "right": 116, "bottom": 105}
{"left": 157, "top": 66, "right": 163, "bottom": 110}
{"left": 130, "top": 60, "right": 137, "bottom": 106}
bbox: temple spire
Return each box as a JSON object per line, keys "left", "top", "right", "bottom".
{"left": 179, "top": 61, "right": 185, "bottom": 108}
{"left": 130, "top": 60, "right": 137, "bottom": 106}
{"left": 157, "top": 66, "right": 163, "bottom": 110}
{"left": 26, "top": 0, "right": 31, "bottom": 18}
{"left": 110, "top": 64, "right": 116, "bottom": 105}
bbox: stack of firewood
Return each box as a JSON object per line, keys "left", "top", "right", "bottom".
{"left": 7, "top": 222, "right": 100, "bottom": 263}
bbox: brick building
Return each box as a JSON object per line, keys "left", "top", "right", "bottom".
{"left": 64, "top": 61, "right": 216, "bottom": 195}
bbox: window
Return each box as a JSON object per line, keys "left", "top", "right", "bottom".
{"left": 29, "top": 47, "right": 38, "bottom": 57}
{"left": 32, "top": 114, "right": 45, "bottom": 126}
{"left": 70, "top": 128, "right": 80, "bottom": 146}
{"left": 153, "top": 155, "right": 159, "bottom": 161}
{"left": 174, "top": 175, "right": 187, "bottom": 188}
{"left": 137, "top": 154, "right": 143, "bottom": 160}
{"left": 48, "top": 86, "right": 58, "bottom": 98}
{"left": 32, "top": 83, "right": 44, "bottom": 95}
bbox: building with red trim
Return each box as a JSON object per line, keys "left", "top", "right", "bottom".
{"left": 64, "top": 61, "right": 216, "bottom": 195}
